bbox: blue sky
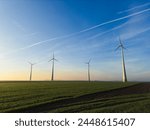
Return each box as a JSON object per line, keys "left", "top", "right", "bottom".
{"left": 0, "top": 0, "right": 150, "bottom": 81}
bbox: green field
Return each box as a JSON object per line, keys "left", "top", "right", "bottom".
{"left": 0, "top": 81, "right": 150, "bottom": 113}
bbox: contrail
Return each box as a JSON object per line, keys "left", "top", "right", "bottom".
{"left": 121, "top": 27, "right": 150, "bottom": 40}
{"left": 3, "top": 8, "right": 150, "bottom": 55}
{"left": 78, "top": 8, "right": 150, "bottom": 33}
{"left": 87, "top": 24, "right": 125, "bottom": 40}
{"left": 87, "top": 17, "right": 136, "bottom": 40}
{"left": 23, "top": 8, "right": 150, "bottom": 49}
{"left": 118, "top": 2, "right": 150, "bottom": 14}
{"left": 17, "top": 33, "right": 75, "bottom": 51}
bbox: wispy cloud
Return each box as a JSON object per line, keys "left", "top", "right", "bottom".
{"left": 121, "top": 27, "right": 150, "bottom": 40}
{"left": 118, "top": 2, "right": 150, "bottom": 14}
{"left": 118, "top": 13, "right": 150, "bottom": 41}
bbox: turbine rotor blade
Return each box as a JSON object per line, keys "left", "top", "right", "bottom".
{"left": 48, "top": 58, "right": 58, "bottom": 62}
{"left": 119, "top": 36, "right": 123, "bottom": 45}
{"left": 115, "top": 45, "right": 121, "bottom": 51}
{"left": 89, "top": 59, "right": 91, "bottom": 63}
{"left": 28, "top": 61, "right": 32, "bottom": 64}
{"left": 115, "top": 36, "right": 127, "bottom": 51}
{"left": 54, "top": 58, "right": 58, "bottom": 61}
{"left": 123, "top": 46, "right": 127, "bottom": 49}
{"left": 48, "top": 59, "right": 53, "bottom": 62}
{"left": 120, "top": 43, "right": 127, "bottom": 50}
{"left": 28, "top": 61, "right": 36, "bottom": 65}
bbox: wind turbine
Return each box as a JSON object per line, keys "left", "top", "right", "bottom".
{"left": 85, "top": 59, "right": 91, "bottom": 82}
{"left": 28, "top": 62, "right": 36, "bottom": 81}
{"left": 115, "top": 37, "right": 127, "bottom": 82}
{"left": 48, "top": 53, "right": 58, "bottom": 81}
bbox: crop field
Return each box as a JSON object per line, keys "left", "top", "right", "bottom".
{"left": 0, "top": 81, "right": 150, "bottom": 113}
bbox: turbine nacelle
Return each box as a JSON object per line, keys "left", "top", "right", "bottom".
{"left": 48, "top": 58, "right": 58, "bottom": 62}
{"left": 115, "top": 37, "right": 126, "bottom": 51}
{"left": 48, "top": 53, "right": 58, "bottom": 62}
{"left": 85, "top": 59, "right": 91, "bottom": 65}
{"left": 28, "top": 61, "right": 36, "bottom": 66}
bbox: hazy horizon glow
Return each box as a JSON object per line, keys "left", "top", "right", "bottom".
{"left": 0, "top": 0, "right": 150, "bottom": 81}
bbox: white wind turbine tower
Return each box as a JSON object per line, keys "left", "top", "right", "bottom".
{"left": 85, "top": 59, "right": 91, "bottom": 82}
{"left": 115, "top": 37, "right": 127, "bottom": 82}
{"left": 48, "top": 53, "right": 58, "bottom": 81}
{"left": 28, "top": 62, "right": 36, "bottom": 81}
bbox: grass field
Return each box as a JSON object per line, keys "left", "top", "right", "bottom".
{"left": 0, "top": 81, "right": 150, "bottom": 113}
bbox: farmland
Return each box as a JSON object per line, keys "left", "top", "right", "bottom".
{"left": 0, "top": 81, "right": 150, "bottom": 113}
